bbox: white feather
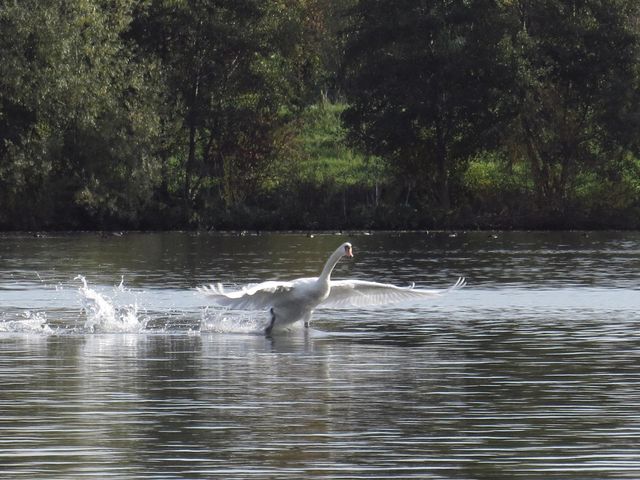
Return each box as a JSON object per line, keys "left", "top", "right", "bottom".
{"left": 320, "top": 277, "right": 466, "bottom": 308}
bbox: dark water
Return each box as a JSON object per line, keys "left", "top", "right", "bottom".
{"left": 1, "top": 231, "right": 640, "bottom": 479}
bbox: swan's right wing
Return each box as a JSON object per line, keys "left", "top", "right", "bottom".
{"left": 320, "top": 277, "right": 466, "bottom": 309}
{"left": 197, "top": 281, "right": 295, "bottom": 310}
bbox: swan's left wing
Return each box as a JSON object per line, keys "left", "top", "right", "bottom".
{"left": 196, "top": 281, "right": 295, "bottom": 310}
{"left": 320, "top": 277, "right": 466, "bottom": 309}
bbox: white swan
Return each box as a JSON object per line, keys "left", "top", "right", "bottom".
{"left": 197, "top": 242, "right": 465, "bottom": 334}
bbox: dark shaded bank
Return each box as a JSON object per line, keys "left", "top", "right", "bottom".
{"left": 3, "top": 195, "right": 639, "bottom": 232}
{"left": 197, "top": 203, "right": 640, "bottom": 232}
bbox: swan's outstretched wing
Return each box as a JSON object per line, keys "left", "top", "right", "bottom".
{"left": 197, "top": 281, "right": 295, "bottom": 310}
{"left": 320, "top": 277, "right": 466, "bottom": 309}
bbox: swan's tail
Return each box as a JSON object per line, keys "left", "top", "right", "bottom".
{"left": 196, "top": 283, "right": 225, "bottom": 297}
{"left": 407, "top": 277, "right": 465, "bottom": 295}
{"left": 446, "top": 277, "right": 466, "bottom": 293}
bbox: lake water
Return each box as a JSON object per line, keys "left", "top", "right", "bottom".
{"left": 1, "top": 231, "right": 640, "bottom": 479}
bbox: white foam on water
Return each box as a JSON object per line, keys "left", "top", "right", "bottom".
{"left": 0, "top": 310, "right": 53, "bottom": 334}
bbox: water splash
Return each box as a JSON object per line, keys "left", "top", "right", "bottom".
{"left": 200, "top": 307, "right": 269, "bottom": 334}
{"left": 76, "top": 276, "right": 147, "bottom": 333}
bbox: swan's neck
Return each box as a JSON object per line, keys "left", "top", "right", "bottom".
{"left": 318, "top": 247, "right": 344, "bottom": 283}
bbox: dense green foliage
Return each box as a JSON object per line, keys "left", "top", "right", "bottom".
{"left": 1, "top": 0, "right": 640, "bottom": 230}
{"left": 342, "top": 0, "right": 508, "bottom": 210}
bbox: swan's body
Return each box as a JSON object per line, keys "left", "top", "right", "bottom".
{"left": 198, "top": 242, "right": 465, "bottom": 334}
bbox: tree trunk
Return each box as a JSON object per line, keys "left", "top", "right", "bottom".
{"left": 435, "top": 125, "right": 450, "bottom": 210}
{"left": 184, "top": 121, "right": 197, "bottom": 221}
{"left": 183, "top": 72, "right": 201, "bottom": 223}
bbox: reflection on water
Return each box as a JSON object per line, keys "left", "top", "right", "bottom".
{"left": 1, "top": 232, "right": 640, "bottom": 479}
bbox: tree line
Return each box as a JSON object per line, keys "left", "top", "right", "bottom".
{"left": 1, "top": 0, "right": 640, "bottom": 230}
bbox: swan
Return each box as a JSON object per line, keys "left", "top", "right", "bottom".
{"left": 197, "top": 242, "right": 465, "bottom": 335}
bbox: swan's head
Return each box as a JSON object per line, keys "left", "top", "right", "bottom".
{"left": 342, "top": 242, "right": 353, "bottom": 258}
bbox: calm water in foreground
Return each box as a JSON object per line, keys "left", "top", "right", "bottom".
{"left": 1, "top": 231, "right": 640, "bottom": 479}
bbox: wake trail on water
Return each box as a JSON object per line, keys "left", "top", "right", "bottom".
{"left": 2, "top": 279, "right": 640, "bottom": 336}
{"left": 0, "top": 275, "right": 270, "bottom": 335}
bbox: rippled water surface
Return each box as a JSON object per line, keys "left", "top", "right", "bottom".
{"left": 1, "top": 231, "right": 640, "bottom": 479}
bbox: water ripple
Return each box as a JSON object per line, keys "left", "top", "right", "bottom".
{"left": 1, "top": 232, "right": 640, "bottom": 478}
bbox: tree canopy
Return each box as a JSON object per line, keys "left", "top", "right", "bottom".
{"left": 342, "top": 0, "right": 509, "bottom": 210}
{"left": 1, "top": 0, "right": 640, "bottom": 230}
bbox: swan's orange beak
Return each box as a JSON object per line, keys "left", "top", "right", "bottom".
{"left": 344, "top": 245, "right": 353, "bottom": 257}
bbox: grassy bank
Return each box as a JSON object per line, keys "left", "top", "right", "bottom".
{"left": 195, "top": 101, "right": 640, "bottom": 232}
